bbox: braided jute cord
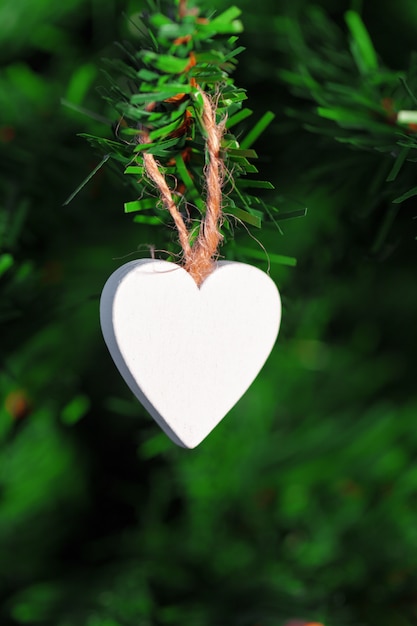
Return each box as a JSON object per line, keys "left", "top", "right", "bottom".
{"left": 141, "top": 90, "right": 225, "bottom": 286}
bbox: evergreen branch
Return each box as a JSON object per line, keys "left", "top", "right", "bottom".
{"left": 275, "top": 5, "right": 417, "bottom": 250}
{"left": 68, "top": 0, "right": 285, "bottom": 258}
{"left": 276, "top": 9, "right": 417, "bottom": 161}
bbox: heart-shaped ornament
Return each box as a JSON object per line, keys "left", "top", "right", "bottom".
{"left": 100, "top": 259, "right": 281, "bottom": 448}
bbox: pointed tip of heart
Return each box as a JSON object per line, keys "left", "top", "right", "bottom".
{"left": 176, "top": 433, "right": 204, "bottom": 450}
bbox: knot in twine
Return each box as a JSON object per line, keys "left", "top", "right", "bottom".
{"left": 141, "top": 90, "right": 224, "bottom": 286}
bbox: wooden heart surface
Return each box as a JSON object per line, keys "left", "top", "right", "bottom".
{"left": 100, "top": 259, "right": 281, "bottom": 448}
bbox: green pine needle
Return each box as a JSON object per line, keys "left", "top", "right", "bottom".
{"left": 345, "top": 10, "right": 378, "bottom": 73}
{"left": 240, "top": 111, "right": 275, "bottom": 149}
{"left": 63, "top": 154, "right": 111, "bottom": 205}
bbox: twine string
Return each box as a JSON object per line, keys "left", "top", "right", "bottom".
{"left": 141, "top": 136, "right": 193, "bottom": 261}
{"left": 141, "top": 90, "right": 224, "bottom": 286}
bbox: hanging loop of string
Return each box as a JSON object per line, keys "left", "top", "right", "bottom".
{"left": 141, "top": 90, "right": 225, "bottom": 286}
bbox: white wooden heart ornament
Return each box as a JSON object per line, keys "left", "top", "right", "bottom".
{"left": 100, "top": 259, "right": 281, "bottom": 448}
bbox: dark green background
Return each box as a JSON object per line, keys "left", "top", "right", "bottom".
{"left": 1, "top": 1, "right": 416, "bottom": 625}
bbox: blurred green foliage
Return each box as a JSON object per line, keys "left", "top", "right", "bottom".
{"left": 0, "top": 1, "right": 417, "bottom": 625}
